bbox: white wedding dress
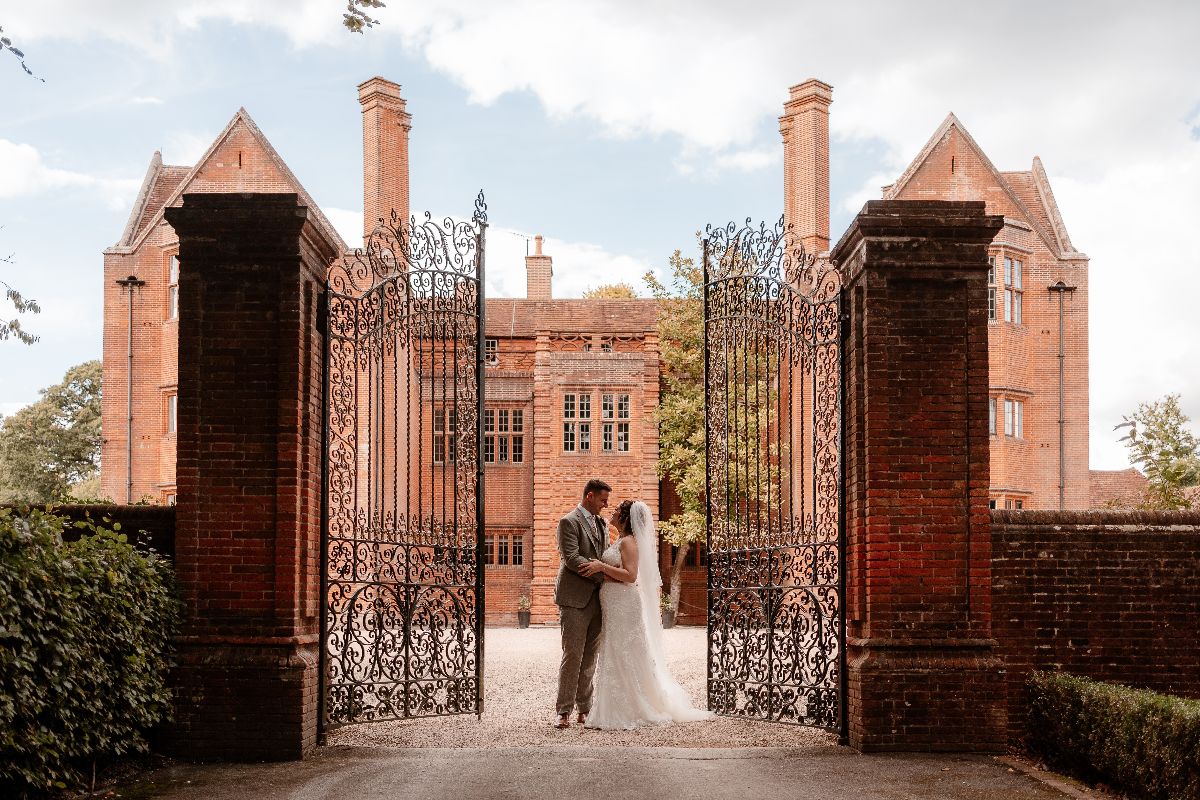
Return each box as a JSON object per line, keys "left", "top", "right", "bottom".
{"left": 586, "top": 502, "right": 713, "bottom": 730}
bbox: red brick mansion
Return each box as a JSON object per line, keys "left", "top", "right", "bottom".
{"left": 101, "top": 76, "right": 1119, "bottom": 623}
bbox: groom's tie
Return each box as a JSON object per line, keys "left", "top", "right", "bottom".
{"left": 593, "top": 515, "right": 605, "bottom": 551}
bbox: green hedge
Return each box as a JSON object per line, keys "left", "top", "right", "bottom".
{"left": 1028, "top": 671, "right": 1200, "bottom": 800}
{"left": 0, "top": 507, "right": 181, "bottom": 797}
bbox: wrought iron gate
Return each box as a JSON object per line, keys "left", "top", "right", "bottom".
{"left": 320, "top": 194, "right": 488, "bottom": 730}
{"left": 703, "top": 217, "right": 844, "bottom": 731}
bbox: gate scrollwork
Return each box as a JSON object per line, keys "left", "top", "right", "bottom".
{"left": 320, "top": 193, "right": 487, "bottom": 730}
{"left": 704, "top": 215, "right": 844, "bottom": 731}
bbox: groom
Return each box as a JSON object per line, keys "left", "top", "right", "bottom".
{"left": 553, "top": 478, "right": 611, "bottom": 729}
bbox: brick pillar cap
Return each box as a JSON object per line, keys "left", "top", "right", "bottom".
{"left": 832, "top": 200, "right": 1004, "bottom": 263}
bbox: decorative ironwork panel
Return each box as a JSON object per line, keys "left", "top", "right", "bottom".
{"left": 703, "top": 216, "right": 844, "bottom": 731}
{"left": 320, "top": 193, "right": 488, "bottom": 729}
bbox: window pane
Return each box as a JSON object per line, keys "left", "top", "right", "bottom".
{"left": 447, "top": 409, "right": 456, "bottom": 432}
{"left": 988, "top": 287, "right": 995, "bottom": 321}
{"left": 434, "top": 408, "right": 444, "bottom": 433}
{"left": 511, "top": 436, "right": 523, "bottom": 463}
{"left": 618, "top": 394, "right": 630, "bottom": 419}
{"left": 601, "top": 342, "right": 613, "bottom": 353}
{"left": 448, "top": 434, "right": 456, "bottom": 462}
{"left": 1004, "top": 289, "right": 1012, "bottom": 322}
{"left": 602, "top": 394, "right": 614, "bottom": 419}
{"left": 603, "top": 422, "right": 614, "bottom": 451}
{"left": 1014, "top": 292, "right": 1022, "bottom": 325}
{"left": 1015, "top": 400, "right": 1023, "bottom": 438}
{"left": 511, "top": 535, "right": 524, "bottom": 566}
{"left": 499, "top": 435, "right": 509, "bottom": 462}
{"left": 989, "top": 398, "right": 996, "bottom": 436}
{"left": 484, "top": 409, "right": 495, "bottom": 432}
{"left": 1014, "top": 260, "right": 1023, "bottom": 289}
{"left": 1004, "top": 257, "right": 1012, "bottom": 286}
{"left": 1004, "top": 400, "right": 1013, "bottom": 436}
{"left": 987, "top": 256, "right": 995, "bottom": 284}
{"left": 564, "top": 394, "right": 575, "bottom": 419}
{"left": 167, "top": 395, "right": 177, "bottom": 434}
{"left": 169, "top": 254, "right": 179, "bottom": 283}
{"left": 498, "top": 409, "right": 509, "bottom": 432}
{"left": 1014, "top": 499, "right": 1024, "bottom": 510}
{"left": 579, "top": 422, "right": 590, "bottom": 451}
{"left": 989, "top": 499, "right": 997, "bottom": 509}
{"left": 484, "top": 536, "right": 495, "bottom": 565}
{"left": 168, "top": 285, "right": 179, "bottom": 320}
{"left": 497, "top": 536, "right": 509, "bottom": 566}
{"left": 564, "top": 423, "right": 574, "bottom": 451}
{"left": 579, "top": 394, "right": 591, "bottom": 419}
{"left": 511, "top": 410, "right": 523, "bottom": 432}
{"left": 484, "top": 436, "right": 495, "bottom": 463}
{"left": 434, "top": 437, "right": 445, "bottom": 463}
{"left": 617, "top": 422, "right": 629, "bottom": 452}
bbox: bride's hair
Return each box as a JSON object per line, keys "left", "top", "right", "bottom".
{"left": 611, "top": 499, "right": 636, "bottom": 535}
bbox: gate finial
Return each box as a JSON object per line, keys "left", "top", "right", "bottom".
{"left": 473, "top": 190, "right": 488, "bottom": 226}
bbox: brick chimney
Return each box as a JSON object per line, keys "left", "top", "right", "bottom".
{"left": 779, "top": 79, "right": 832, "bottom": 256}
{"left": 358, "top": 77, "right": 411, "bottom": 239}
{"left": 526, "top": 235, "right": 553, "bottom": 300}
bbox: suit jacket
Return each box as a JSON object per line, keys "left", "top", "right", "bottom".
{"left": 554, "top": 505, "right": 608, "bottom": 609}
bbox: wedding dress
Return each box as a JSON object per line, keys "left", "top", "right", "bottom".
{"left": 585, "top": 501, "right": 713, "bottom": 730}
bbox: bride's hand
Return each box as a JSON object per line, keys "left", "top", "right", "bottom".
{"left": 579, "top": 559, "right": 605, "bottom": 577}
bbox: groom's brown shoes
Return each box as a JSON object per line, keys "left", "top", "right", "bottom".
{"left": 576, "top": 712, "right": 587, "bottom": 725}
{"left": 554, "top": 714, "right": 570, "bottom": 729}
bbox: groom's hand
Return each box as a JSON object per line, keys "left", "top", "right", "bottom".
{"left": 579, "top": 559, "right": 605, "bottom": 578}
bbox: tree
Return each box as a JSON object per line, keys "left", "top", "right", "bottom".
{"left": 644, "top": 252, "right": 705, "bottom": 615}
{"left": 1, "top": 25, "right": 42, "bottom": 80}
{"left": 343, "top": 1, "right": 386, "bottom": 33}
{"left": 583, "top": 282, "right": 639, "bottom": 300}
{"left": 0, "top": 361, "right": 102, "bottom": 504}
{"left": 1115, "top": 393, "right": 1200, "bottom": 510}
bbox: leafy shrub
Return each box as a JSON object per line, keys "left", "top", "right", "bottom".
{"left": 0, "top": 507, "right": 181, "bottom": 797}
{"left": 1028, "top": 671, "right": 1200, "bottom": 800}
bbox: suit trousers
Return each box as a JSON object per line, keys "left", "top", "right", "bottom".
{"left": 556, "top": 589, "right": 603, "bottom": 716}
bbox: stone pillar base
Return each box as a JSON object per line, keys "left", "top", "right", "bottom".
{"left": 162, "top": 640, "right": 319, "bottom": 761}
{"left": 847, "top": 638, "right": 1006, "bottom": 753}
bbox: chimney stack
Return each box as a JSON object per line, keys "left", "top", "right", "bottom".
{"left": 358, "top": 77, "right": 411, "bottom": 240}
{"left": 526, "top": 235, "right": 552, "bottom": 299}
{"left": 780, "top": 79, "right": 832, "bottom": 256}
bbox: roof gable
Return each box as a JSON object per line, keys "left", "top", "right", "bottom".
{"left": 884, "top": 114, "right": 1070, "bottom": 257}
{"left": 119, "top": 108, "right": 347, "bottom": 253}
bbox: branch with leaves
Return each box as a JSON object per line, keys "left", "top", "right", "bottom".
{"left": 343, "top": 1, "right": 386, "bottom": 33}
{"left": 1, "top": 272, "right": 41, "bottom": 345}
{"left": 1114, "top": 393, "right": 1200, "bottom": 510}
{"left": 1, "top": 26, "right": 43, "bottom": 81}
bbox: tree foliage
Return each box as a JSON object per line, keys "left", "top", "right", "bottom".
{"left": 343, "top": 1, "right": 386, "bottom": 33}
{"left": 0, "top": 26, "right": 42, "bottom": 81}
{"left": 644, "top": 252, "right": 705, "bottom": 613}
{"left": 583, "top": 282, "right": 639, "bottom": 299}
{"left": 0, "top": 361, "right": 102, "bottom": 504}
{"left": 1115, "top": 393, "right": 1199, "bottom": 510}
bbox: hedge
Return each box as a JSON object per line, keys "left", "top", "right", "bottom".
{"left": 0, "top": 507, "right": 182, "bottom": 797}
{"left": 1028, "top": 671, "right": 1200, "bottom": 800}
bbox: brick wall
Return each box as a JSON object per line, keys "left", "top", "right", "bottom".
{"left": 44, "top": 503, "right": 175, "bottom": 559}
{"left": 991, "top": 509, "right": 1200, "bottom": 742}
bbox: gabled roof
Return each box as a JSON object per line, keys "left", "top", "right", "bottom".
{"left": 485, "top": 298, "right": 659, "bottom": 338}
{"left": 112, "top": 108, "right": 348, "bottom": 253}
{"left": 1089, "top": 468, "right": 1148, "bottom": 509}
{"left": 884, "top": 113, "right": 1086, "bottom": 259}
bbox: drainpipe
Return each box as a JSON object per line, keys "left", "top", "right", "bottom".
{"left": 115, "top": 275, "right": 145, "bottom": 503}
{"left": 1048, "top": 280, "right": 1077, "bottom": 510}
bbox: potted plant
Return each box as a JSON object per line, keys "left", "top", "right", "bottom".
{"left": 660, "top": 593, "right": 675, "bottom": 629}
{"left": 516, "top": 595, "right": 531, "bottom": 629}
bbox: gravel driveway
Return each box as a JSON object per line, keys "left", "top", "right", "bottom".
{"left": 329, "top": 626, "right": 837, "bottom": 749}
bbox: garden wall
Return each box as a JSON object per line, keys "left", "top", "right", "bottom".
{"left": 991, "top": 509, "right": 1200, "bottom": 741}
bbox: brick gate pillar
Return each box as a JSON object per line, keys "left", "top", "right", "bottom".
{"left": 833, "top": 200, "right": 1006, "bottom": 752}
{"left": 163, "top": 193, "right": 336, "bottom": 761}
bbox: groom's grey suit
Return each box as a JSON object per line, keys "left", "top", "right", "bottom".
{"left": 555, "top": 504, "right": 607, "bottom": 717}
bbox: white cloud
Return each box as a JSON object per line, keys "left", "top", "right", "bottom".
{"left": 129, "top": 95, "right": 164, "bottom": 105}
{"left": 324, "top": 207, "right": 365, "bottom": 250}
{"left": 0, "top": 139, "right": 139, "bottom": 210}
{"left": 482, "top": 226, "right": 652, "bottom": 300}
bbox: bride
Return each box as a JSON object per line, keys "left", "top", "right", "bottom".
{"left": 582, "top": 499, "right": 713, "bottom": 729}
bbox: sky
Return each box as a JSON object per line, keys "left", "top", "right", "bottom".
{"left": 1, "top": 0, "right": 1198, "bottom": 471}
